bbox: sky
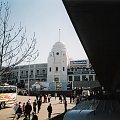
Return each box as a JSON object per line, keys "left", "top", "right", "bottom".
{"left": 1, "top": 0, "right": 88, "bottom": 65}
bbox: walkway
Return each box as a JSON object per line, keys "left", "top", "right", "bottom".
{"left": 0, "top": 95, "right": 76, "bottom": 120}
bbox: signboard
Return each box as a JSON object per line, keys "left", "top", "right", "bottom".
{"left": 72, "top": 60, "right": 87, "bottom": 64}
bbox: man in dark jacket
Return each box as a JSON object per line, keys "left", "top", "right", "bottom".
{"left": 64, "top": 100, "right": 67, "bottom": 113}
{"left": 33, "top": 99, "right": 37, "bottom": 114}
{"left": 25, "top": 102, "right": 32, "bottom": 120}
{"left": 47, "top": 103, "right": 52, "bottom": 119}
{"left": 37, "top": 98, "right": 42, "bottom": 113}
{"left": 16, "top": 105, "right": 22, "bottom": 119}
{"left": 31, "top": 112, "right": 38, "bottom": 120}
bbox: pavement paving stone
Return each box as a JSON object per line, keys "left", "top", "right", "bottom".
{"left": 0, "top": 95, "right": 76, "bottom": 120}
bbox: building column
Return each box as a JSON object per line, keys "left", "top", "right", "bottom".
{"left": 93, "top": 74, "right": 95, "bottom": 81}
{"left": 80, "top": 75, "right": 82, "bottom": 81}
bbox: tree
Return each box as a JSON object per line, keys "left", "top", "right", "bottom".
{"left": 0, "top": 2, "right": 39, "bottom": 84}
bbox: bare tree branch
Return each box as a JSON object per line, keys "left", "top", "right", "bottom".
{"left": 0, "top": 2, "right": 39, "bottom": 83}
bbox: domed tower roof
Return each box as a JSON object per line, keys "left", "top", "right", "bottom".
{"left": 51, "top": 41, "right": 66, "bottom": 52}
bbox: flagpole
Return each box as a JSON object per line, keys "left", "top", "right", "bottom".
{"left": 59, "top": 29, "right": 61, "bottom": 42}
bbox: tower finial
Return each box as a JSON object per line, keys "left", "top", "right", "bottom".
{"left": 59, "top": 29, "right": 61, "bottom": 42}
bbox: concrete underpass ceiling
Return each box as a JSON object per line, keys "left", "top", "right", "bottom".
{"left": 63, "top": 0, "right": 120, "bottom": 91}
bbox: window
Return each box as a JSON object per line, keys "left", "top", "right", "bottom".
{"left": 21, "top": 71, "right": 23, "bottom": 75}
{"left": 74, "top": 76, "right": 80, "bottom": 81}
{"left": 56, "top": 67, "right": 58, "bottom": 71}
{"left": 56, "top": 52, "right": 59, "bottom": 55}
{"left": 89, "top": 75, "right": 93, "bottom": 81}
{"left": 13, "top": 73, "right": 15, "bottom": 77}
{"left": 26, "top": 71, "right": 28, "bottom": 76}
{"left": 95, "top": 75, "right": 98, "bottom": 81}
{"left": 49, "top": 67, "right": 51, "bottom": 72}
{"left": 31, "top": 70, "right": 33, "bottom": 75}
{"left": 63, "top": 67, "right": 65, "bottom": 71}
{"left": 69, "top": 76, "right": 73, "bottom": 81}
{"left": 37, "top": 70, "right": 39, "bottom": 74}
{"left": 43, "top": 69, "right": 45, "bottom": 73}
{"left": 82, "top": 75, "right": 88, "bottom": 81}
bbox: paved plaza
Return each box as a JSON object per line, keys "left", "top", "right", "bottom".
{"left": 0, "top": 95, "right": 76, "bottom": 120}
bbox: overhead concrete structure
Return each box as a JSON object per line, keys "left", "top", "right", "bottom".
{"left": 62, "top": 0, "right": 120, "bottom": 92}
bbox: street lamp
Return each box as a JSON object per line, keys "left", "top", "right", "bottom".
{"left": 25, "top": 51, "right": 39, "bottom": 95}
{"left": 0, "top": 51, "right": 2, "bottom": 84}
{"left": 28, "top": 58, "right": 30, "bottom": 95}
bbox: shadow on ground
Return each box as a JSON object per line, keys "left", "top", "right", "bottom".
{"left": 51, "top": 109, "right": 72, "bottom": 120}
{"left": 51, "top": 112, "right": 65, "bottom": 120}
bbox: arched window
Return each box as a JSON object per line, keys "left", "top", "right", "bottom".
{"left": 49, "top": 67, "right": 51, "bottom": 72}
{"left": 56, "top": 67, "right": 58, "bottom": 71}
{"left": 63, "top": 67, "right": 65, "bottom": 71}
{"left": 43, "top": 69, "right": 45, "bottom": 73}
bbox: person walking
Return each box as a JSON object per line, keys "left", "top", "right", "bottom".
{"left": 13, "top": 101, "right": 19, "bottom": 114}
{"left": 16, "top": 104, "right": 22, "bottom": 119}
{"left": 76, "top": 95, "right": 80, "bottom": 105}
{"left": 54, "top": 92, "right": 57, "bottom": 100}
{"left": 47, "top": 103, "right": 52, "bottom": 119}
{"left": 37, "top": 98, "right": 42, "bottom": 113}
{"left": 64, "top": 100, "right": 67, "bottom": 113}
{"left": 31, "top": 112, "right": 38, "bottom": 120}
{"left": 48, "top": 94, "right": 51, "bottom": 103}
{"left": 33, "top": 99, "right": 37, "bottom": 114}
{"left": 36, "top": 95, "right": 38, "bottom": 101}
{"left": 59, "top": 95, "right": 62, "bottom": 103}
{"left": 13, "top": 101, "right": 19, "bottom": 119}
{"left": 70, "top": 94, "right": 72, "bottom": 103}
{"left": 22, "top": 103, "right": 26, "bottom": 116}
{"left": 25, "top": 102, "right": 32, "bottom": 120}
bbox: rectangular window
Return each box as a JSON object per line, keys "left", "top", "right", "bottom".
{"left": 37, "top": 70, "right": 39, "bottom": 74}
{"left": 63, "top": 67, "right": 65, "bottom": 71}
{"left": 43, "top": 69, "right": 45, "bottom": 73}
{"left": 26, "top": 71, "right": 28, "bottom": 76}
{"left": 69, "top": 76, "right": 73, "bottom": 81}
{"left": 74, "top": 76, "right": 80, "bottom": 81}
{"left": 21, "top": 71, "right": 23, "bottom": 76}
{"left": 89, "top": 75, "right": 93, "bottom": 81}
{"left": 49, "top": 67, "right": 51, "bottom": 72}
{"left": 56, "top": 67, "right": 58, "bottom": 71}
{"left": 13, "top": 73, "right": 15, "bottom": 77}
{"left": 82, "top": 75, "right": 88, "bottom": 81}
{"left": 31, "top": 70, "right": 33, "bottom": 75}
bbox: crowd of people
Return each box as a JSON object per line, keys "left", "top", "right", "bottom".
{"left": 13, "top": 93, "right": 81, "bottom": 120}
{"left": 13, "top": 94, "right": 53, "bottom": 120}
{"left": 13, "top": 95, "right": 43, "bottom": 120}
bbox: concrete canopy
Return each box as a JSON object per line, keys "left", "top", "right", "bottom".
{"left": 62, "top": 0, "right": 120, "bottom": 92}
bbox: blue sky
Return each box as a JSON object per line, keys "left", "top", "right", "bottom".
{"left": 2, "top": 0, "right": 88, "bottom": 65}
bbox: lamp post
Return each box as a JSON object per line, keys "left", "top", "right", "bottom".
{"left": 0, "top": 52, "right": 2, "bottom": 84}
{"left": 25, "top": 51, "right": 39, "bottom": 95}
{"left": 28, "top": 58, "right": 30, "bottom": 95}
